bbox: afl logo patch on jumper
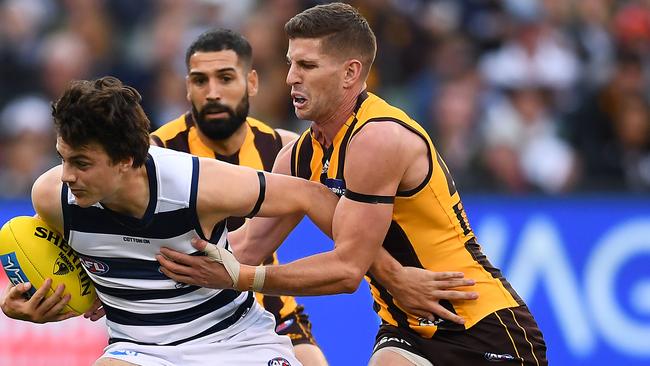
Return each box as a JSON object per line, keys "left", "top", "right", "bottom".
{"left": 78, "top": 255, "right": 109, "bottom": 275}
{"left": 268, "top": 357, "right": 291, "bottom": 366}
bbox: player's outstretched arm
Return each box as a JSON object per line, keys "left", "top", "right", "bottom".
{"left": 231, "top": 141, "right": 336, "bottom": 265}
{"left": 252, "top": 122, "right": 403, "bottom": 295}
{"left": 157, "top": 155, "right": 338, "bottom": 289}
{"left": 195, "top": 157, "right": 336, "bottom": 231}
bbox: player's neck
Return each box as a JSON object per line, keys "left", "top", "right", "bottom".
{"left": 197, "top": 122, "right": 248, "bottom": 156}
{"left": 311, "top": 88, "right": 360, "bottom": 148}
{"left": 101, "top": 165, "right": 150, "bottom": 219}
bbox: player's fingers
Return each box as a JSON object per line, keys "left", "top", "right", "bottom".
{"left": 158, "top": 247, "right": 197, "bottom": 266}
{"left": 431, "top": 303, "right": 465, "bottom": 325}
{"left": 43, "top": 293, "right": 71, "bottom": 320}
{"left": 430, "top": 272, "right": 465, "bottom": 280}
{"left": 5, "top": 282, "right": 28, "bottom": 299}
{"left": 84, "top": 297, "right": 102, "bottom": 318}
{"left": 158, "top": 266, "right": 195, "bottom": 285}
{"left": 38, "top": 283, "right": 66, "bottom": 311}
{"left": 433, "top": 290, "right": 479, "bottom": 301}
{"left": 191, "top": 237, "right": 209, "bottom": 251}
{"left": 431, "top": 279, "right": 475, "bottom": 290}
{"left": 89, "top": 307, "right": 105, "bottom": 321}
{"left": 155, "top": 254, "right": 195, "bottom": 276}
{"left": 403, "top": 307, "right": 431, "bottom": 320}
{"left": 29, "top": 279, "right": 53, "bottom": 304}
{"left": 53, "top": 310, "right": 78, "bottom": 322}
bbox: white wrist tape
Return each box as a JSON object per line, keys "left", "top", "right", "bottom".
{"left": 252, "top": 266, "right": 266, "bottom": 292}
{"left": 203, "top": 243, "right": 240, "bottom": 288}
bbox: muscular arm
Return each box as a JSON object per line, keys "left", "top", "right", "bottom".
{"left": 231, "top": 141, "right": 332, "bottom": 265}
{"left": 259, "top": 123, "right": 405, "bottom": 295}
{"left": 1, "top": 166, "right": 76, "bottom": 323}
{"left": 195, "top": 154, "right": 335, "bottom": 240}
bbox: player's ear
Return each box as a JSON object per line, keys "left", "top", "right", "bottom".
{"left": 343, "top": 59, "right": 362, "bottom": 88}
{"left": 185, "top": 76, "right": 191, "bottom": 102}
{"left": 118, "top": 157, "right": 134, "bottom": 172}
{"left": 247, "top": 69, "right": 259, "bottom": 97}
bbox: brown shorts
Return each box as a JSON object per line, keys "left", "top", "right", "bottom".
{"left": 373, "top": 305, "right": 547, "bottom": 365}
{"left": 273, "top": 305, "right": 318, "bottom": 346}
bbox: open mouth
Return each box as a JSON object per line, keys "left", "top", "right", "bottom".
{"left": 292, "top": 95, "right": 307, "bottom": 108}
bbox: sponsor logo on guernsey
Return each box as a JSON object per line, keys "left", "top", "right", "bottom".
{"left": 78, "top": 255, "right": 109, "bottom": 275}
{"left": 321, "top": 160, "right": 330, "bottom": 174}
{"left": 275, "top": 318, "right": 295, "bottom": 333}
{"left": 268, "top": 357, "right": 291, "bottom": 366}
{"left": 484, "top": 352, "right": 515, "bottom": 362}
{"left": 418, "top": 316, "right": 445, "bottom": 327}
{"left": 109, "top": 350, "right": 140, "bottom": 357}
{"left": 377, "top": 336, "right": 412, "bottom": 347}
{"left": 122, "top": 236, "right": 151, "bottom": 244}
{"left": 324, "top": 178, "right": 346, "bottom": 197}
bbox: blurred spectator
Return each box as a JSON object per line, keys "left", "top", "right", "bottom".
{"left": 481, "top": 86, "right": 577, "bottom": 193}
{"left": 568, "top": 0, "right": 615, "bottom": 91}
{"left": 0, "top": 0, "right": 56, "bottom": 107}
{"left": 429, "top": 77, "right": 484, "bottom": 191}
{"left": 567, "top": 50, "right": 649, "bottom": 190}
{"left": 479, "top": 7, "right": 580, "bottom": 106}
{"left": 613, "top": 0, "right": 650, "bottom": 57}
{"left": 0, "top": 97, "right": 57, "bottom": 198}
{"left": 39, "top": 31, "right": 93, "bottom": 100}
{"left": 614, "top": 94, "right": 650, "bottom": 191}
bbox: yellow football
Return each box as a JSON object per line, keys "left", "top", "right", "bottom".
{"left": 0, "top": 216, "right": 96, "bottom": 315}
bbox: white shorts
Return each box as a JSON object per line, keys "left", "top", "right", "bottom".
{"left": 98, "top": 305, "right": 301, "bottom": 366}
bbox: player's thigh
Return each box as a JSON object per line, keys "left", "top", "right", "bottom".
{"left": 93, "top": 358, "right": 139, "bottom": 366}
{"left": 369, "top": 347, "right": 433, "bottom": 366}
{"left": 294, "top": 343, "right": 328, "bottom": 366}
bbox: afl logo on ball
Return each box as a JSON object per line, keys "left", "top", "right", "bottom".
{"left": 268, "top": 357, "right": 291, "bottom": 366}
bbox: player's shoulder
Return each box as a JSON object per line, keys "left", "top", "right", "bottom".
{"left": 32, "top": 166, "right": 64, "bottom": 231}
{"left": 32, "top": 166, "right": 62, "bottom": 199}
{"left": 352, "top": 120, "right": 404, "bottom": 146}
{"left": 247, "top": 117, "right": 299, "bottom": 147}
{"left": 246, "top": 116, "right": 276, "bottom": 134}
{"left": 151, "top": 113, "right": 191, "bottom": 142}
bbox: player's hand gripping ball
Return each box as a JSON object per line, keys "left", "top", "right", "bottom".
{"left": 0, "top": 216, "right": 95, "bottom": 314}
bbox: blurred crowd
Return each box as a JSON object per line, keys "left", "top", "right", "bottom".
{"left": 1, "top": 0, "right": 649, "bottom": 198}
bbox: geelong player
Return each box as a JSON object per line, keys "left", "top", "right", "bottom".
{"left": 1, "top": 76, "right": 334, "bottom": 365}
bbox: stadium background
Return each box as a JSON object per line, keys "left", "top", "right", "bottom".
{"left": 0, "top": 0, "right": 649, "bottom": 365}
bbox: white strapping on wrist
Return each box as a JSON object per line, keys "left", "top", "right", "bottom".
{"left": 252, "top": 266, "right": 266, "bottom": 292}
{"left": 203, "top": 243, "right": 240, "bottom": 288}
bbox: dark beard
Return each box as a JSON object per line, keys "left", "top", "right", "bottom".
{"left": 192, "top": 95, "right": 249, "bottom": 140}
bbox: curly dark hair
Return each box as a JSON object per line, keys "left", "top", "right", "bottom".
{"left": 52, "top": 76, "right": 150, "bottom": 167}
{"left": 285, "top": 2, "right": 376, "bottom": 79}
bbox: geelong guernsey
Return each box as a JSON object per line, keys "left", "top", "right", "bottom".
{"left": 61, "top": 145, "right": 254, "bottom": 346}
{"left": 151, "top": 114, "right": 300, "bottom": 320}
